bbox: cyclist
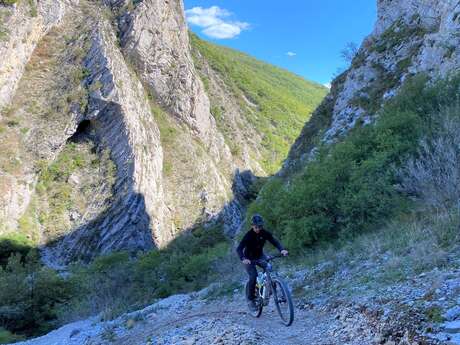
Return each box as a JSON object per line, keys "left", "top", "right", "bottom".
{"left": 236, "top": 214, "right": 288, "bottom": 311}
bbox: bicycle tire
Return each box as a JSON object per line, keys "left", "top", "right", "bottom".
{"left": 272, "top": 278, "right": 294, "bottom": 326}
{"left": 245, "top": 281, "right": 263, "bottom": 317}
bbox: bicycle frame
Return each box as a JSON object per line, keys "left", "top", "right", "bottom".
{"left": 254, "top": 256, "right": 280, "bottom": 305}
{"left": 246, "top": 254, "right": 294, "bottom": 326}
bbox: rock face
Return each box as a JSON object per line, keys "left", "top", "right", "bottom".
{"left": 0, "top": 0, "right": 67, "bottom": 112}
{"left": 119, "top": 0, "right": 214, "bottom": 142}
{"left": 113, "top": 0, "right": 249, "bottom": 240}
{"left": 0, "top": 0, "right": 69, "bottom": 233}
{"left": 0, "top": 0, "right": 286, "bottom": 264}
{"left": 285, "top": 0, "right": 460, "bottom": 170}
{"left": 0, "top": 1, "right": 85, "bottom": 237}
{"left": 44, "top": 17, "right": 167, "bottom": 265}
{"left": 0, "top": 0, "right": 323, "bottom": 264}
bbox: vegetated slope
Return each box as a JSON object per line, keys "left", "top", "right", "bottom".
{"left": 0, "top": 0, "right": 327, "bottom": 266}
{"left": 190, "top": 34, "right": 327, "bottom": 174}
{"left": 0, "top": 0, "right": 327, "bottom": 340}
{"left": 285, "top": 0, "right": 460, "bottom": 171}
{"left": 237, "top": 1, "right": 460, "bottom": 342}
{"left": 248, "top": 0, "right": 460, "bottom": 251}
{"left": 248, "top": 74, "right": 460, "bottom": 250}
{"left": 4, "top": 0, "right": 460, "bottom": 343}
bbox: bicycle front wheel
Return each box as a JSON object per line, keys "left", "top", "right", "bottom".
{"left": 272, "top": 278, "right": 294, "bottom": 326}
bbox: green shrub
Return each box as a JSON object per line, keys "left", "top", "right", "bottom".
{"left": 248, "top": 73, "right": 460, "bottom": 252}
{"left": 0, "top": 251, "right": 72, "bottom": 337}
{"left": 63, "top": 223, "right": 230, "bottom": 322}
{"left": 0, "top": 328, "right": 24, "bottom": 344}
{"left": 0, "top": 0, "right": 19, "bottom": 5}
{"left": 27, "top": 0, "right": 37, "bottom": 17}
{"left": 0, "top": 233, "right": 32, "bottom": 267}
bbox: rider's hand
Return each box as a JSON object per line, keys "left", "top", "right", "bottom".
{"left": 242, "top": 259, "right": 251, "bottom": 265}
{"left": 281, "top": 250, "right": 289, "bottom": 256}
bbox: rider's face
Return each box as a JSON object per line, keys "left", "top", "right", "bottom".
{"left": 253, "top": 225, "right": 261, "bottom": 233}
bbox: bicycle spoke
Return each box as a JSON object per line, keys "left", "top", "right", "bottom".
{"left": 273, "top": 279, "right": 294, "bottom": 326}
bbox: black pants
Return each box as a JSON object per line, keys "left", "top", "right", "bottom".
{"left": 244, "top": 257, "right": 267, "bottom": 300}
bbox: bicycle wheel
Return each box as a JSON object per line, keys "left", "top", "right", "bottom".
{"left": 272, "top": 278, "right": 294, "bottom": 326}
{"left": 245, "top": 281, "right": 263, "bottom": 317}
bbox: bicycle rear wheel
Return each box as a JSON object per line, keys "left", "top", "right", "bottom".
{"left": 272, "top": 278, "right": 294, "bottom": 326}
{"left": 245, "top": 281, "right": 263, "bottom": 317}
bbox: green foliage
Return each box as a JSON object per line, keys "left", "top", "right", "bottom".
{"left": 35, "top": 143, "right": 85, "bottom": 237}
{"left": 0, "top": 251, "right": 72, "bottom": 338}
{"left": 0, "top": 0, "right": 18, "bottom": 5}
{"left": 0, "top": 328, "right": 24, "bottom": 344}
{"left": 0, "top": 233, "right": 33, "bottom": 267}
{"left": 63, "top": 223, "right": 230, "bottom": 321}
{"left": 150, "top": 101, "right": 178, "bottom": 148}
{"left": 0, "top": 225, "right": 229, "bottom": 340}
{"left": 190, "top": 33, "right": 327, "bottom": 173}
{"left": 33, "top": 142, "right": 116, "bottom": 240}
{"left": 27, "top": 0, "right": 37, "bottom": 17}
{"left": 0, "top": 25, "right": 8, "bottom": 41}
{"left": 248, "top": 74, "right": 460, "bottom": 253}
{"left": 371, "top": 19, "right": 428, "bottom": 54}
{"left": 425, "top": 305, "right": 444, "bottom": 323}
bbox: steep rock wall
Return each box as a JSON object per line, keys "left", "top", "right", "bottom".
{"left": 118, "top": 0, "right": 215, "bottom": 144}
{"left": 44, "top": 16, "right": 167, "bottom": 265}
{"left": 1, "top": 0, "right": 322, "bottom": 263}
{"left": 113, "top": 0, "right": 248, "bottom": 238}
{"left": 0, "top": 3, "right": 85, "bottom": 236}
{"left": 285, "top": 0, "right": 460, "bottom": 170}
{"left": 0, "top": 0, "right": 68, "bottom": 112}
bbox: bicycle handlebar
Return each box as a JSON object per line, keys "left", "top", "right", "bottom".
{"left": 267, "top": 253, "right": 284, "bottom": 260}
{"left": 253, "top": 253, "right": 286, "bottom": 264}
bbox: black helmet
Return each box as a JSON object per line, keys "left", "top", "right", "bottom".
{"left": 251, "top": 214, "right": 264, "bottom": 227}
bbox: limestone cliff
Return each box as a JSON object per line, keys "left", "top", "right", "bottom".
{"left": 285, "top": 0, "right": 460, "bottom": 171}
{"left": 0, "top": 0, "right": 68, "bottom": 235}
{"left": 0, "top": 0, "right": 67, "bottom": 112}
{"left": 0, "top": 0, "right": 323, "bottom": 264}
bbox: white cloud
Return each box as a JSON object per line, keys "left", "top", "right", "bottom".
{"left": 324, "top": 83, "right": 332, "bottom": 89}
{"left": 286, "top": 51, "right": 297, "bottom": 57}
{"left": 185, "top": 6, "right": 249, "bottom": 39}
{"left": 203, "top": 22, "right": 249, "bottom": 39}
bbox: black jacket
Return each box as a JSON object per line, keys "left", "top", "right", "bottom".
{"left": 236, "top": 228, "right": 284, "bottom": 261}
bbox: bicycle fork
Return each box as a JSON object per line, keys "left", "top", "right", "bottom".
{"left": 257, "top": 272, "right": 272, "bottom": 306}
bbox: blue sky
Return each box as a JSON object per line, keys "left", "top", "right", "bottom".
{"left": 184, "top": 1, "right": 377, "bottom": 86}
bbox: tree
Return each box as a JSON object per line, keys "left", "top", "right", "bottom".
{"left": 341, "top": 42, "right": 359, "bottom": 64}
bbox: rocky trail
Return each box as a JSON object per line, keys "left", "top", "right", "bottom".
{"left": 15, "top": 289, "right": 375, "bottom": 345}
{"left": 111, "top": 298, "right": 373, "bottom": 345}
{"left": 13, "top": 254, "right": 460, "bottom": 345}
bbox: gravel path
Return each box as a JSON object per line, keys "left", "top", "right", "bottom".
{"left": 108, "top": 295, "right": 374, "bottom": 345}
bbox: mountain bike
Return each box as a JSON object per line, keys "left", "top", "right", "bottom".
{"left": 245, "top": 254, "right": 294, "bottom": 326}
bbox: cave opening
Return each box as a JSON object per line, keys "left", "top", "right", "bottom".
{"left": 69, "top": 120, "right": 92, "bottom": 143}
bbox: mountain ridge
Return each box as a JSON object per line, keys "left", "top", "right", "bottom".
{"left": 0, "top": 0, "right": 326, "bottom": 265}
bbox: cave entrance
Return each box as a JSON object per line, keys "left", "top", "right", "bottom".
{"left": 69, "top": 120, "right": 92, "bottom": 143}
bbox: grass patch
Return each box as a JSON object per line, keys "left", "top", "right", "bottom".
{"left": 34, "top": 142, "right": 116, "bottom": 240}
{"left": 0, "top": 24, "right": 8, "bottom": 41}
{"left": 27, "top": 0, "right": 37, "bottom": 17}
{"left": 0, "top": 0, "right": 18, "bottom": 5}
{"left": 425, "top": 305, "right": 444, "bottom": 323}
{"left": 190, "top": 33, "right": 327, "bottom": 173}
{"left": 371, "top": 19, "right": 428, "bottom": 54}
{"left": 150, "top": 100, "right": 178, "bottom": 148}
